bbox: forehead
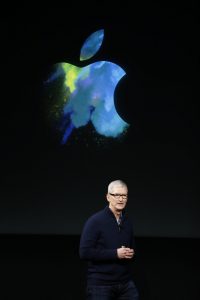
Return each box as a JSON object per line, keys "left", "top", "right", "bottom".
{"left": 112, "top": 185, "right": 128, "bottom": 193}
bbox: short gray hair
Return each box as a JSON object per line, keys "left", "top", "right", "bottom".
{"left": 108, "top": 180, "right": 128, "bottom": 194}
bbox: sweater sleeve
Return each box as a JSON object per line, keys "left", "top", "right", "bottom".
{"left": 79, "top": 216, "right": 118, "bottom": 261}
{"left": 130, "top": 222, "right": 137, "bottom": 256}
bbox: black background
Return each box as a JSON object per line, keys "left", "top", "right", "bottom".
{"left": 0, "top": 1, "right": 199, "bottom": 237}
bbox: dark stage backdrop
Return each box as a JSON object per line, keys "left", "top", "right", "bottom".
{"left": 0, "top": 3, "right": 199, "bottom": 237}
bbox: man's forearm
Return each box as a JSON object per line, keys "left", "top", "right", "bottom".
{"left": 79, "top": 247, "right": 117, "bottom": 261}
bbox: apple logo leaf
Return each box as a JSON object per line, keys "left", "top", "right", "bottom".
{"left": 80, "top": 29, "right": 104, "bottom": 61}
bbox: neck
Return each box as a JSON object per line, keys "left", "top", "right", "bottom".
{"left": 109, "top": 205, "right": 122, "bottom": 220}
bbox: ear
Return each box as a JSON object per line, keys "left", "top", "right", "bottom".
{"left": 106, "top": 193, "right": 110, "bottom": 203}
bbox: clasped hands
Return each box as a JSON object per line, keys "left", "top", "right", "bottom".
{"left": 117, "top": 246, "right": 135, "bottom": 259}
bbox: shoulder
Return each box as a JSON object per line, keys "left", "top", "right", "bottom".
{"left": 123, "top": 213, "right": 135, "bottom": 228}
{"left": 84, "top": 208, "right": 105, "bottom": 226}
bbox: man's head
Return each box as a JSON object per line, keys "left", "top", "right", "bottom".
{"left": 106, "top": 180, "right": 128, "bottom": 213}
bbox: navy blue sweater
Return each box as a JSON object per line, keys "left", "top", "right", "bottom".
{"left": 79, "top": 205, "right": 136, "bottom": 285}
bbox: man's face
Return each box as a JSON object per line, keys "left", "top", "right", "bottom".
{"left": 106, "top": 185, "right": 128, "bottom": 212}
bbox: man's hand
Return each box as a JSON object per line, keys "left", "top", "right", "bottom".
{"left": 117, "top": 247, "right": 135, "bottom": 259}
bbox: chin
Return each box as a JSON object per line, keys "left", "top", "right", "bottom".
{"left": 116, "top": 205, "right": 124, "bottom": 210}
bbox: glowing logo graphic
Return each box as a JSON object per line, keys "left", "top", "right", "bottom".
{"left": 45, "top": 29, "right": 129, "bottom": 144}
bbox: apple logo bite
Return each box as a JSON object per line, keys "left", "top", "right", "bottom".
{"left": 45, "top": 29, "right": 129, "bottom": 144}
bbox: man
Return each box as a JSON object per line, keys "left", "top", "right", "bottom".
{"left": 79, "top": 180, "right": 139, "bottom": 299}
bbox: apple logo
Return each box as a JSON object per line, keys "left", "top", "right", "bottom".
{"left": 45, "top": 29, "right": 129, "bottom": 144}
